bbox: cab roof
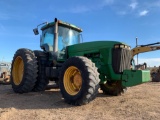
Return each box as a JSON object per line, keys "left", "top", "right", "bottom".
{"left": 41, "top": 20, "right": 82, "bottom": 32}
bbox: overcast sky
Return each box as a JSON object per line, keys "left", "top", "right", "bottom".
{"left": 1, "top": 0, "right": 160, "bottom": 66}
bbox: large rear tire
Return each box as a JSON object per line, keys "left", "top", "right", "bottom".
{"left": 11, "top": 48, "right": 38, "bottom": 93}
{"left": 59, "top": 56, "right": 100, "bottom": 105}
{"left": 100, "top": 81, "right": 126, "bottom": 96}
{"left": 32, "top": 50, "right": 49, "bottom": 91}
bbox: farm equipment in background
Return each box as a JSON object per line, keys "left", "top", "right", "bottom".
{"left": 131, "top": 42, "right": 160, "bottom": 82}
{"left": 135, "top": 62, "right": 147, "bottom": 70}
{"left": 10, "top": 18, "right": 150, "bottom": 106}
{"left": 150, "top": 66, "right": 160, "bottom": 82}
{"left": 131, "top": 42, "right": 160, "bottom": 57}
{"left": 0, "top": 62, "right": 11, "bottom": 85}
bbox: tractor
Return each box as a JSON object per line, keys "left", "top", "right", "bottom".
{"left": 10, "top": 18, "right": 150, "bottom": 105}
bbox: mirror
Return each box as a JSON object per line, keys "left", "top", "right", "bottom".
{"left": 130, "top": 58, "right": 135, "bottom": 70}
{"left": 33, "top": 28, "right": 39, "bottom": 35}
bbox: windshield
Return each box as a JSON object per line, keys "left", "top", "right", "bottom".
{"left": 41, "top": 25, "right": 80, "bottom": 59}
{"left": 58, "top": 26, "right": 80, "bottom": 51}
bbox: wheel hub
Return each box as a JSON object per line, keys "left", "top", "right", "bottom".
{"left": 12, "top": 56, "right": 24, "bottom": 85}
{"left": 64, "top": 66, "right": 82, "bottom": 95}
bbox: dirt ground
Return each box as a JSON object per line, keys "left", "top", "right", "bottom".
{"left": 0, "top": 82, "right": 160, "bottom": 120}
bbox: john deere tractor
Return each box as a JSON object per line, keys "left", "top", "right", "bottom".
{"left": 11, "top": 18, "right": 150, "bottom": 105}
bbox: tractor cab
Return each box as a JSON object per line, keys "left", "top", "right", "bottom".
{"left": 33, "top": 18, "right": 82, "bottom": 59}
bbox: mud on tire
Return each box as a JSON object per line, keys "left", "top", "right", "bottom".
{"left": 59, "top": 56, "right": 100, "bottom": 105}
{"left": 11, "top": 48, "right": 38, "bottom": 93}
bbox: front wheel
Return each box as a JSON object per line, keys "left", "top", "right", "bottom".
{"left": 100, "top": 81, "right": 126, "bottom": 96}
{"left": 59, "top": 56, "right": 100, "bottom": 105}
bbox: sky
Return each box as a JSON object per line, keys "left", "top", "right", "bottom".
{"left": 0, "top": 0, "right": 160, "bottom": 67}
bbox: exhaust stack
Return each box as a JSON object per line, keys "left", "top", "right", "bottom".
{"left": 53, "top": 18, "right": 58, "bottom": 53}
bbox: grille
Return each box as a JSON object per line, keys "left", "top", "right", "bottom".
{"left": 112, "top": 48, "right": 131, "bottom": 74}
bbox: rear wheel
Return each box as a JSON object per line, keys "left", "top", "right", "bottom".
{"left": 59, "top": 56, "right": 100, "bottom": 105}
{"left": 32, "top": 50, "right": 49, "bottom": 91}
{"left": 11, "top": 48, "right": 38, "bottom": 93}
{"left": 100, "top": 81, "right": 126, "bottom": 96}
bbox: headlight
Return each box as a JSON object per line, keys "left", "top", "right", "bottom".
{"left": 114, "top": 44, "right": 130, "bottom": 50}
{"left": 114, "top": 45, "right": 119, "bottom": 48}
{"left": 125, "top": 45, "right": 128, "bottom": 48}
{"left": 128, "top": 46, "right": 131, "bottom": 50}
{"left": 120, "top": 44, "right": 125, "bottom": 48}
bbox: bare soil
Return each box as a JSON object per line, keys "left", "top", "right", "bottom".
{"left": 0, "top": 82, "right": 160, "bottom": 120}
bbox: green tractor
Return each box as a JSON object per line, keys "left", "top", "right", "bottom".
{"left": 10, "top": 18, "right": 150, "bottom": 105}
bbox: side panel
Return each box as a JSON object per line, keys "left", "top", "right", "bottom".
{"left": 122, "top": 70, "right": 150, "bottom": 87}
{"left": 67, "top": 41, "right": 131, "bottom": 84}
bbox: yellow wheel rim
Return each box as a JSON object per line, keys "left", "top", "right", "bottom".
{"left": 12, "top": 56, "right": 24, "bottom": 85}
{"left": 64, "top": 66, "right": 82, "bottom": 96}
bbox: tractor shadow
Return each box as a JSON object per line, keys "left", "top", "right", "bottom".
{"left": 97, "top": 92, "right": 112, "bottom": 98}
{"left": 0, "top": 85, "right": 73, "bottom": 110}
{"left": 0, "top": 85, "right": 112, "bottom": 110}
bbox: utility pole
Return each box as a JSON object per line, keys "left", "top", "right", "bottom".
{"left": 136, "top": 37, "right": 138, "bottom": 65}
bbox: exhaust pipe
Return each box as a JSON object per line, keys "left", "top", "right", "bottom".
{"left": 53, "top": 18, "right": 58, "bottom": 53}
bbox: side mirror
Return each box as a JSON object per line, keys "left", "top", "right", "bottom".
{"left": 33, "top": 28, "right": 39, "bottom": 35}
{"left": 33, "top": 22, "right": 48, "bottom": 35}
